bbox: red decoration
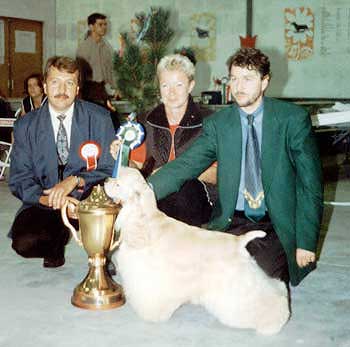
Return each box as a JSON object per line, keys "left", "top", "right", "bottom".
{"left": 79, "top": 141, "right": 101, "bottom": 171}
{"left": 239, "top": 35, "right": 257, "bottom": 48}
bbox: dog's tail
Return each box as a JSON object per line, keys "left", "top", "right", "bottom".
{"left": 239, "top": 230, "right": 266, "bottom": 251}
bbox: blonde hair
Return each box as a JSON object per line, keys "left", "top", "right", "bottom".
{"left": 157, "top": 54, "right": 195, "bottom": 82}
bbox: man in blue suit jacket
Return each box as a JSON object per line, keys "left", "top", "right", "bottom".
{"left": 9, "top": 56, "right": 115, "bottom": 268}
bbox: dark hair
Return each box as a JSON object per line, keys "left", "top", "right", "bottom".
{"left": 24, "top": 73, "right": 44, "bottom": 94}
{"left": 44, "top": 56, "right": 80, "bottom": 84}
{"left": 226, "top": 48, "right": 270, "bottom": 79}
{"left": 87, "top": 13, "right": 107, "bottom": 26}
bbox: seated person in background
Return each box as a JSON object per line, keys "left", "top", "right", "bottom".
{"left": 9, "top": 56, "right": 115, "bottom": 268}
{"left": 20, "top": 73, "right": 47, "bottom": 116}
{"left": 111, "top": 54, "right": 217, "bottom": 226}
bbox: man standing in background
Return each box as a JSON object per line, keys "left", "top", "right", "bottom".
{"left": 76, "top": 12, "right": 117, "bottom": 106}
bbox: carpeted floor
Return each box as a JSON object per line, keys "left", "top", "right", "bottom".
{"left": 0, "top": 161, "right": 349, "bottom": 347}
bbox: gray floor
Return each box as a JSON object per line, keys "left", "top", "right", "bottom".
{"left": 0, "top": 165, "right": 349, "bottom": 347}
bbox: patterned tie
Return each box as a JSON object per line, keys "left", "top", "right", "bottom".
{"left": 56, "top": 114, "right": 69, "bottom": 165}
{"left": 244, "top": 114, "right": 265, "bottom": 222}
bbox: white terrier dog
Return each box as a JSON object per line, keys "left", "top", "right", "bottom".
{"left": 104, "top": 167, "right": 290, "bottom": 335}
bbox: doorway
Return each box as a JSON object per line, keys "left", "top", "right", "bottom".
{"left": 0, "top": 17, "right": 43, "bottom": 98}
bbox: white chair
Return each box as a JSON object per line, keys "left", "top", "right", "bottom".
{"left": 0, "top": 140, "right": 12, "bottom": 179}
{"left": 14, "top": 107, "right": 22, "bottom": 118}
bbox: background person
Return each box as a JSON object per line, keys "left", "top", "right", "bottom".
{"left": 76, "top": 12, "right": 118, "bottom": 106}
{"left": 20, "top": 73, "right": 47, "bottom": 116}
{"left": 111, "top": 53, "right": 216, "bottom": 226}
{"left": 147, "top": 48, "right": 324, "bottom": 287}
{"left": 9, "top": 56, "right": 115, "bottom": 268}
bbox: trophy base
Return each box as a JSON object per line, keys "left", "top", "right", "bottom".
{"left": 71, "top": 257, "right": 125, "bottom": 310}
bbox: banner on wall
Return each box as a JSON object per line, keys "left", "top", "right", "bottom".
{"left": 319, "top": 5, "right": 350, "bottom": 56}
{"left": 190, "top": 13, "right": 216, "bottom": 62}
{"left": 285, "top": 7, "right": 314, "bottom": 61}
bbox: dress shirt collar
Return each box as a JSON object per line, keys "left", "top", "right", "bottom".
{"left": 49, "top": 102, "right": 74, "bottom": 121}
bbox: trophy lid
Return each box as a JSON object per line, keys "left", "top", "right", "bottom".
{"left": 78, "top": 185, "right": 120, "bottom": 214}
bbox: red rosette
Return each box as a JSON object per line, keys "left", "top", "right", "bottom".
{"left": 79, "top": 141, "right": 101, "bottom": 171}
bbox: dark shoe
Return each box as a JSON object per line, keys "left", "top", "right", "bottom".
{"left": 43, "top": 256, "right": 65, "bottom": 268}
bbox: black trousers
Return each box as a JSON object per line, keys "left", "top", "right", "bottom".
{"left": 11, "top": 206, "right": 72, "bottom": 260}
{"left": 225, "top": 210, "right": 290, "bottom": 283}
{"left": 157, "top": 179, "right": 213, "bottom": 227}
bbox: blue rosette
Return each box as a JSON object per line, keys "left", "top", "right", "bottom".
{"left": 112, "top": 113, "right": 145, "bottom": 178}
{"left": 116, "top": 120, "right": 145, "bottom": 150}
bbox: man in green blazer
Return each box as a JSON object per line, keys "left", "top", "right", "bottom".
{"left": 148, "top": 48, "right": 323, "bottom": 287}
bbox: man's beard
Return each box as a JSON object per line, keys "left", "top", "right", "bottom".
{"left": 233, "top": 92, "right": 261, "bottom": 108}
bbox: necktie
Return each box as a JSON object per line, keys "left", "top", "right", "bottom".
{"left": 56, "top": 114, "right": 69, "bottom": 165}
{"left": 244, "top": 114, "right": 265, "bottom": 222}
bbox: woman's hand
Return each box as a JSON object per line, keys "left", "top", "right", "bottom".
{"left": 110, "top": 139, "right": 122, "bottom": 160}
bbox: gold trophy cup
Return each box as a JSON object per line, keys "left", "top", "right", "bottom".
{"left": 61, "top": 185, "right": 125, "bottom": 310}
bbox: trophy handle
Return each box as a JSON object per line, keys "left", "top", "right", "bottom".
{"left": 61, "top": 197, "right": 83, "bottom": 247}
{"left": 110, "top": 225, "right": 122, "bottom": 251}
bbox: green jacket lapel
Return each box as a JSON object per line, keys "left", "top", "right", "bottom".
{"left": 261, "top": 98, "right": 279, "bottom": 196}
{"left": 218, "top": 106, "right": 242, "bottom": 211}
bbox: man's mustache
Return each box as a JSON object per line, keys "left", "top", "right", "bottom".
{"left": 54, "top": 94, "right": 69, "bottom": 98}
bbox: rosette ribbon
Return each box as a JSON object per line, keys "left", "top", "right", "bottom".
{"left": 112, "top": 113, "right": 145, "bottom": 178}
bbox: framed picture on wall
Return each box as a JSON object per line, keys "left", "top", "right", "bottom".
{"left": 190, "top": 12, "right": 216, "bottom": 62}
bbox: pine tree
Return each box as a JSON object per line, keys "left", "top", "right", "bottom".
{"left": 114, "top": 7, "right": 174, "bottom": 115}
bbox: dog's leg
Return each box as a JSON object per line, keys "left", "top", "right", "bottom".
{"left": 255, "top": 292, "right": 290, "bottom": 335}
{"left": 133, "top": 298, "right": 181, "bottom": 322}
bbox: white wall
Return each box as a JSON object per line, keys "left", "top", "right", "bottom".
{"left": 55, "top": 0, "right": 246, "bottom": 96}
{"left": 4, "top": 0, "right": 348, "bottom": 98}
{"left": 255, "top": 0, "right": 350, "bottom": 98}
{"left": 0, "top": 0, "right": 56, "bottom": 67}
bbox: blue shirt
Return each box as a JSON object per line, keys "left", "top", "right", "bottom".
{"left": 235, "top": 99, "right": 264, "bottom": 211}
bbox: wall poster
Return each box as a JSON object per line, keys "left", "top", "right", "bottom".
{"left": 15, "top": 30, "right": 36, "bottom": 53}
{"left": 285, "top": 7, "right": 314, "bottom": 61}
{"left": 319, "top": 5, "right": 350, "bottom": 56}
{"left": 190, "top": 13, "right": 216, "bottom": 62}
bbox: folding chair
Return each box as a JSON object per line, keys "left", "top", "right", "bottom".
{"left": 14, "top": 107, "right": 22, "bottom": 118}
{"left": 0, "top": 140, "right": 12, "bottom": 179}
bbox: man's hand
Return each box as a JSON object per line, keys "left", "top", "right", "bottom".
{"left": 42, "top": 176, "right": 78, "bottom": 210}
{"left": 296, "top": 248, "right": 316, "bottom": 268}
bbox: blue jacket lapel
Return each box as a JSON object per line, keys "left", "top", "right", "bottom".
{"left": 36, "top": 103, "right": 58, "bottom": 185}
{"left": 65, "top": 101, "right": 88, "bottom": 174}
